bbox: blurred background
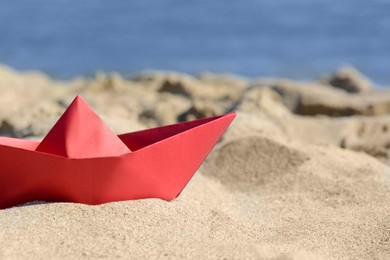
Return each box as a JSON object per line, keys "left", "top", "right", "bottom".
{"left": 0, "top": 0, "right": 389, "bottom": 84}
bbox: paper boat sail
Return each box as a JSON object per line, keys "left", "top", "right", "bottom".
{"left": 0, "top": 96, "right": 235, "bottom": 209}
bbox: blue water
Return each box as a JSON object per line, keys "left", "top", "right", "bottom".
{"left": 0, "top": 0, "right": 390, "bottom": 84}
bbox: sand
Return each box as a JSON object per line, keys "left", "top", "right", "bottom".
{"left": 0, "top": 65, "right": 389, "bottom": 259}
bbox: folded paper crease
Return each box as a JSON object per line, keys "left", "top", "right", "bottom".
{"left": 36, "top": 96, "right": 131, "bottom": 158}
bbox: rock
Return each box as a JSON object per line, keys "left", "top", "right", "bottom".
{"left": 0, "top": 120, "right": 16, "bottom": 137}
{"left": 197, "top": 72, "right": 248, "bottom": 89}
{"left": 144, "top": 72, "right": 246, "bottom": 103}
{"left": 197, "top": 72, "right": 248, "bottom": 102}
{"left": 259, "top": 79, "right": 390, "bottom": 117}
{"left": 320, "top": 66, "right": 374, "bottom": 93}
{"left": 0, "top": 100, "right": 64, "bottom": 137}
{"left": 235, "top": 87, "right": 290, "bottom": 118}
{"left": 154, "top": 73, "right": 207, "bottom": 98}
{"left": 85, "top": 72, "right": 130, "bottom": 92}
{"left": 177, "top": 101, "right": 223, "bottom": 122}
{"left": 337, "top": 116, "right": 390, "bottom": 162}
{"left": 139, "top": 93, "right": 191, "bottom": 126}
{"left": 158, "top": 79, "right": 190, "bottom": 96}
{"left": 264, "top": 79, "right": 363, "bottom": 116}
{"left": 362, "top": 92, "right": 390, "bottom": 115}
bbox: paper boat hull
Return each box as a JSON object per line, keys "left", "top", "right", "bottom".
{"left": 0, "top": 113, "right": 235, "bottom": 209}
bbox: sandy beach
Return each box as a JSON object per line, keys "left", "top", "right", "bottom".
{"left": 0, "top": 65, "right": 389, "bottom": 259}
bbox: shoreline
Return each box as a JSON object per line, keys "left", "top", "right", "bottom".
{"left": 2, "top": 63, "right": 389, "bottom": 88}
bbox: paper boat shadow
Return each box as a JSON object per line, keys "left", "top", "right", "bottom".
{"left": 0, "top": 96, "right": 235, "bottom": 209}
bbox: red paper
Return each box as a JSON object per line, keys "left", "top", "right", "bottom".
{"left": 0, "top": 96, "right": 235, "bottom": 209}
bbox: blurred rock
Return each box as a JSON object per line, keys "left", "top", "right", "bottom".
{"left": 320, "top": 66, "right": 374, "bottom": 93}
{"left": 264, "top": 79, "right": 361, "bottom": 116}
{"left": 144, "top": 72, "right": 247, "bottom": 104}
{"left": 139, "top": 93, "right": 191, "bottom": 126}
{"left": 159, "top": 79, "right": 190, "bottom": 96}
{"left": 337, "top": 116, "right": 390, "bottom": 162}
{"left": 197, "top": 72, "right": 248, "bottom": 101}
{"left": 0, "top": 100, "right": 64, "bottom": 137}
{"left": 262, "top": 79, "right": 390, "bottom": 116}
{"left": 178, "top": 100, "right": 223, "bottom": 122}
{"left": 235, "top": 87, "right": 290, "bottom": 118}
{"left": 0, "top": 120, "right": 16, "bottom": 137}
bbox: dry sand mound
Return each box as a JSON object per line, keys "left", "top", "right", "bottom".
{"left": 204, "top": 135, "right": 307, "bottom": 191}
{"left": 0, "top": 65, "right": 390, "bottom": 259}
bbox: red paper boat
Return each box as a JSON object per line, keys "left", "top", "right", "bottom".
{"left": 0, "top": 96, "right": 235, "bottom": 209}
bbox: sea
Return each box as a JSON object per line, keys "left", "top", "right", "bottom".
{"left": 0, "top": 0, "right": 389, "bottom": 85}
